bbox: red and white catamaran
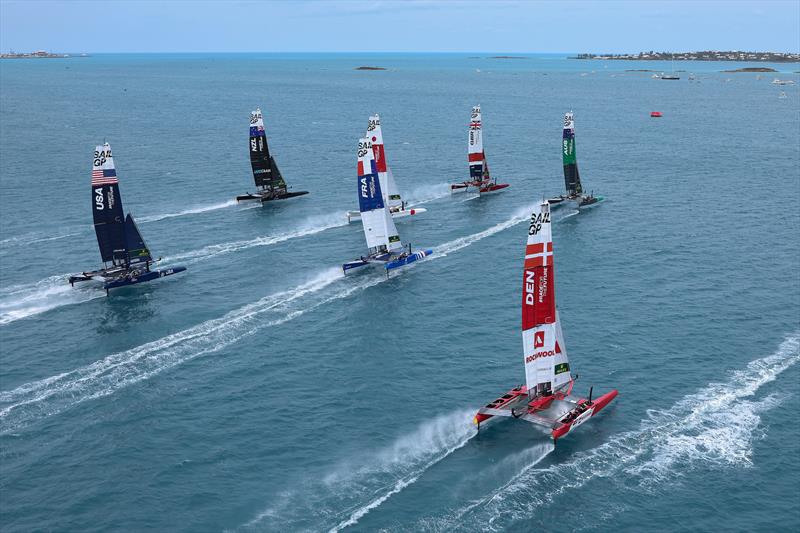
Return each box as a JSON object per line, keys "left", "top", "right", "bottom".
{"left": 346, "top": 114, "right": 428, "bottom": 223}
{"left": 451, "top": 105, "right": 510, "bottom": 194}
{"left": 474, "top": 200, "right": 617, "bottom": 441}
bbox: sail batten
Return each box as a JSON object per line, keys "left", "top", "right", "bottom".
{"left": 562, "top": 112, "right": 582, "bottom": 196}
{"left": 521, "top": 201, "right": 571, "bottom": 394}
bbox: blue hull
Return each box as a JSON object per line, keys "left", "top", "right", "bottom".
{"left": 103, "top": 266, "right": 186, "bottom": 290}
{"left": 385, "top": 249, "right": 433, "bottom": 271}
{"left": 342, "top": 252, "right": 392, "bottom": 274}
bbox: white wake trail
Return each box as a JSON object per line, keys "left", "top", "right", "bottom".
{"left": 0, "top": 212, "right": 349, "bottom": 325}
{"left": 136, "top": 199, "right": 238, "bottom": 223}
{"left": 242, "top": 409, "right": 477, "bottom": 532}
{"left": 163, "top": 211, "right": 349, "bottom": 265}
{"left": 0, "top": 208, "right": 538, "bottom": 432}
{"left": 404, "top": 183, "right": 453, "bottom": 206}
{"left": 430, "top": 333, "right": 800, "bottom": 532}
{"left": 0, "top": 268, "right": 344, "bottom": 433}
{"left": 0, "top": 275, "right": 106, "bottom": 325}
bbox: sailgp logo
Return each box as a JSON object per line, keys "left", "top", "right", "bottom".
{"left": 534, "top": 331, "right": 545, "bottom": 348}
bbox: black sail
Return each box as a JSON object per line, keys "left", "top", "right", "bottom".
{"left": 91, "top": 144, "right": 127, "bottom": 264}
{"left": 124, "top": 214, "right": 152, "bottom": 265}
{"left": 249, "top": 108, "right": 275, "bottom": 190}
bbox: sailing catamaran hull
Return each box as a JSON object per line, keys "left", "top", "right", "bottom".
{"left": 342, "top": 251, "right": 393, "bottom": 273}
{"left": 551, "top": 389, "right": 618, "bottom": 441}
{"left": 103, "top": 267, "right": 187, "bottom": 291}
{"left": 385, "top": 249, "right": 432, "bottom": 271}
{"left": 547, "top": 195, "right": 604, "bottom": 209}
{"left": 473, "top": 385, "right": 618, "bottom": 441}
{"left": 342, "top": 249, "right": 433, "bottom": 274}
{"left": 69, "top": 266, "right": 186, "bottom": 292}
{"left": 479, "top": 183, "right": 510, "bottom": 194}
{"left": 235, "top": 191, "right": 309, "bottom": 202}
{"left": 450, "top": 181, "right": 510, "bottom": 194}
{"left": 346, "top": 206, "right": 427, "bottom": 223}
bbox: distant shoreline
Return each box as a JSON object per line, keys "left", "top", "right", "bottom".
{"left": 571, "top": 51, "right": 799, "bottom": 62}
{"left": 1, "top": 51, "right": 88, "bottom": 59}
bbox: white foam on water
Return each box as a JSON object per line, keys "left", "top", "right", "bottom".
{"left": 0, "top": 208, "right": 540, "bottom": 433}
{"left": 162, "top": 211, "right": 349, "bottom": 265}
{"left": 435, "top": 204, "right": 534, "bottom": 257}
{"left": 242, "top": 409, "right": 476, "bottom": 532}
{"left": 404, "top": 183, "right": 453, "bottom": 206}
{"left": 0, "top": 267, "right": 345, "bottom": 433}
{"left": 0, "top": 199, "right": 238, "bottom": 250}
{"left": 136, "top": 199, "right": 238, "bottom": 223}
{"left": 427, "top": 333, "right": 800, "bottom": 532}
{"left": 0, "top": 275, "right": 106, "bottom": 325}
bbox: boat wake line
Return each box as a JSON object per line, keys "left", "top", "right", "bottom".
{"left": 403, "top": 182, "right": 453, "bottom": 207}
{"left": 0, "top": 211, "right": 350, "bottom": 325}
{"left": 162, "top": 211, "right": 349, "bottom": 265}
{"left": 418, "top": 332, "right": 800, "bottom": 532}
{"left": 241, "top": 409, "right": 477, "bottom": 532}
{"left": 0, "top": 207, "right": 540, "bottom": 434}
{"left": 0, "top": 275, "right": 107, "bottom": 326}
{"left": 0, "top": 200, "right": 240, "bottom": 250}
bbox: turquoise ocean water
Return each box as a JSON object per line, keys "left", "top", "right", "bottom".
{"left": 1, "top": 53, "right": 799, "bottom": 531}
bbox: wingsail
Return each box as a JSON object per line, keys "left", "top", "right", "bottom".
{"left": 356, "top": 138, "right": 402, "bottom": 252}
{"left": 522, "top": 202, "right": 571, "bottom": 394}
{"left": 91, "top": 144, "right": 127, "bottom": 265}
{"left": 346, "top": 114, "right": 427, "bottom": 222}
{"left": 562, "top": 112, "right": 582, "bottom": 197}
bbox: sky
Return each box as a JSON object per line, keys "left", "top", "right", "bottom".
{"left": 1, "top": 0, "right": 798, "bottom": 54}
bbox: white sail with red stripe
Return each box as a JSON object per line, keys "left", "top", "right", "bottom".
{"left": 468, "top": 105, "right": 486, "bottom": 183}
{"left": 367, "top": 114, "right": 403, "bottom": 210}
{"left": 521, "top": 201, "right": 571, "bottom": 394}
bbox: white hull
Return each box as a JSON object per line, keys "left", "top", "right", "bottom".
{"left": 347, "top": 206, "right": 427, "bottom": 223}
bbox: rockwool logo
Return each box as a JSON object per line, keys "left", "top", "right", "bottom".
{"left": 534, "top": 331, "right": 545, "bottom": 348}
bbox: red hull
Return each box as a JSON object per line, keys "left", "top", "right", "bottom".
{"left": 551, "top": 389, "right": 618, "bottom": 441}
{"left": 479, "top": 183, "right": 510, "bottom": 193}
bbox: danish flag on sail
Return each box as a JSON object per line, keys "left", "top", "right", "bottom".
{"left": 521, "top": 201, "right": 570, "bottom": 393}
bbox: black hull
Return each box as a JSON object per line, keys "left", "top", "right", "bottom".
{"left": 268, "top": 191, "right": 309, "bottom": 201}
{"left": 236, "top": 191, "right": 309, "bottom": 203}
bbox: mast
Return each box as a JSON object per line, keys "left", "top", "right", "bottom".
{"left": 91, "top": 143, "right": 127, "bottom": 266}
{"left": 521, "top": 201, "right": 571, "bottom": 395}
{"left": 249, "top": 108, "right": 282, "bottom": 195}
{"left": 356, "top": 138, "right": 402, "bottom": 252}
{"left": 367, "top": 114, "right": 402, "bottom": 209}
{"left": 468, "top": 105, "right": 485, "bottom": 183}
{"left": 562, "top": 112, "right": 582, "bottom": 197}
